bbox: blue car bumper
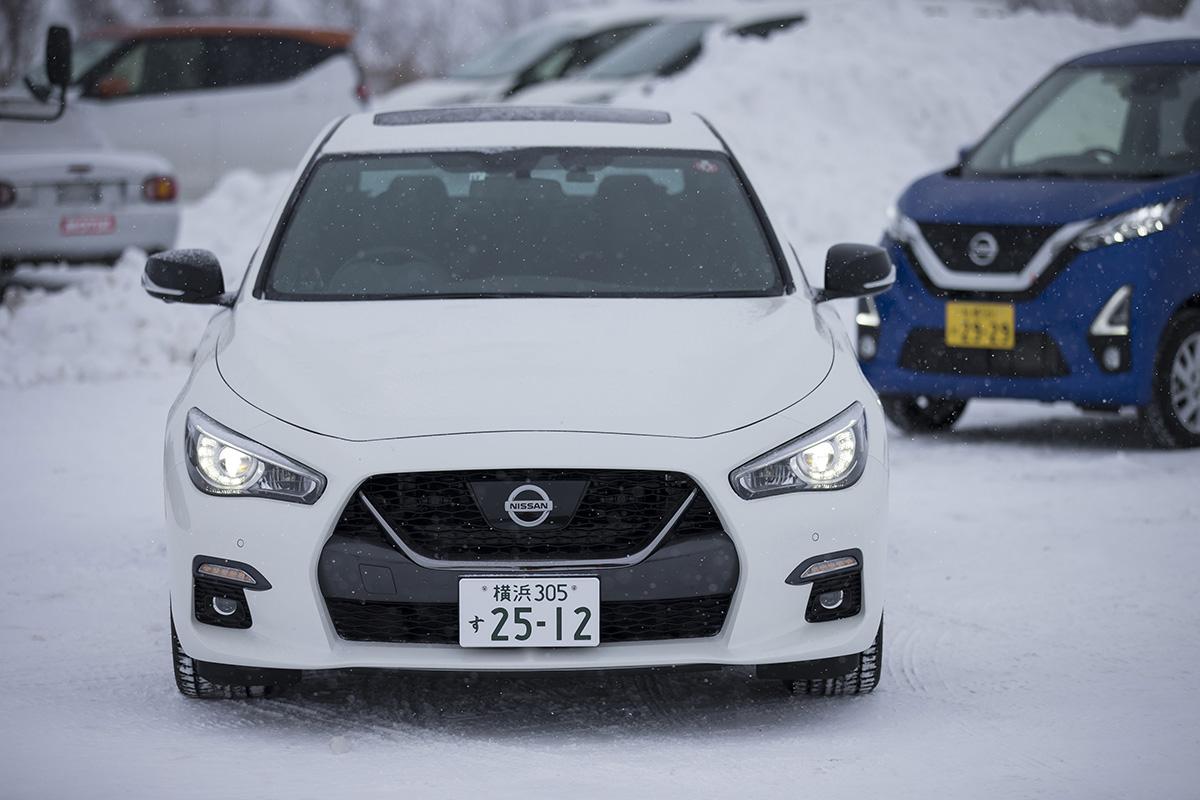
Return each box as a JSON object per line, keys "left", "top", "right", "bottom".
{"left": 861, "top": 236, "right": 1175, "bottom": 408}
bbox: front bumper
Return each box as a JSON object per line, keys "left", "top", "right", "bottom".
{"left": 861, "top": 237, "right": 1167, "bottom": 407}
{"left": 0, "top": 203, "right": 179, "bottom": 263}
{"left": 166, "top": 350, "right": 888, "bottom": 673}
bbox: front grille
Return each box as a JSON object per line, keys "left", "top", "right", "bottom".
{"left": 918, "top": 222, "right": 1058, "bottom": 274}
{"left": 899, "top": 329, "right": 1070, "bottom": 378}
{"left": 348, "top": 470, "right": 700, "bottom": 562}
{"left": 326, "top": 594, "right": 732, "bottom": 644}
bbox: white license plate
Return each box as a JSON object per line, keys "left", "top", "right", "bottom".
{"left": 60, "top": 214, "right": 115, "bottom": 236}
{"left": 458, "top": 577, "right": 600, "bottom": 648}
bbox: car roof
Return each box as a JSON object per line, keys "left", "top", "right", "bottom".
{"left": 1066, "top": 39, "right": 1200, "bottom": 68}
{"left": 82, "top": 21, "right": 354, "bottom": 48}
{"left": 323, "top": 106, "right": 725, "bottom": 155}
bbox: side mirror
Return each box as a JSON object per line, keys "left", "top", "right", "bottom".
{"left": 957, "top": 144, "right": 973, "bottom": 164}
{"left": 816, "top": 243, "right": 894, "bottom": 303}
{"left": 142, "top": 249, "right": 231, "bottom": 305}
{"left": 45, "top": 26, "right": 72, "bottom": 89}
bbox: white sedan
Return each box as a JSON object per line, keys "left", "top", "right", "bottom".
{"left": 144, "top": 106, "right": 893, "bottom": 700}
{"left": 0, "top": 103, "right": 179, "bottom": 271}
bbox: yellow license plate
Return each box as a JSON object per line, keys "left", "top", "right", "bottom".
{"left": 945, "top": 302, "right": 1015, "bottom": 350}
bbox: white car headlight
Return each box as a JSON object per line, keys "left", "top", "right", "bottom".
{"left": 1074, "top": 200, "right": 1187, "bottom": 251}
{"left": 185, "top": 408, "right": 326, "bottom": 504}
{"left": 730, "top": 403, "right": 867, "bottom": 499}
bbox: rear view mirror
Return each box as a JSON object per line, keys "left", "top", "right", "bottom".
{"left": 816, "top": 244, "right": 895, "bottom": 303}
{"left": 143, "top": 249, "right": 231, "bottom": 306}
{"left": 45, "top": 26, "right": 72, "bottom": 89}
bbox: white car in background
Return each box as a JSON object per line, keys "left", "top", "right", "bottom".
{"left": 24, "top": 22, "right": 368, "bottom": 199}
{"left": 144, "top": 106, "right": 893, "bottom": 700}
{"left": 510, "top": 6, "right": 808, "bottom": 105}
{"left": 1, "top": 39, "right": 179, "bottom": 274}
{"left": 379, "top": 7, "right": 667, "bottom": 109}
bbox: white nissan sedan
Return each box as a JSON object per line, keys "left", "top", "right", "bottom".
{"left": 145, "top": 106, "right": 893, "bottom": 699}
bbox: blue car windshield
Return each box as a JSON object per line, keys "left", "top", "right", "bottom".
{"left": 965, "top": 64, "right": 1200, "bottom": 180}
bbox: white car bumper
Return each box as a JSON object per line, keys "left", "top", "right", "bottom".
{"left": 0, "top": 203, "right": 178, "bottom": 263}
{"left": 166, "top": 345, "right": 888, "bottom": 673}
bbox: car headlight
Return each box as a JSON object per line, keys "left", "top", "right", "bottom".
{"left": 885, "top": 205, "right": 912, "bottom": 241}
{"left": 1074, "top": 200, "right": 1187, "bottom": 251}
{"left": 185, "top": 408, "right": 326, "bottom": 504}
{"left": 730, "top": 403, "right": 867, "bottom": 499}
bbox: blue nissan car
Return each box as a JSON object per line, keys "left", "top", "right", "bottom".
{"left": 862, "top": 39, "right": 1200, "bottom": 448}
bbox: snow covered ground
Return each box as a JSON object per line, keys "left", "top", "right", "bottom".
{"left": 2, "top": 3, "right": 1200, "bottom": 798}
{"left": 2, "top": 381, "right": 1198, "bottom": 798}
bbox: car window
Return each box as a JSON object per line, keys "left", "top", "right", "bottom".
{"left": 450, "top": 23, "right": 583, "bottom": 79}
{"left": 966, "top": 65, "right": 1200, "bottom": 179}
{"left": 264, "top": 149, "right": 783, "bottom": 300}
{"left": 518, "top": 23, "right": 651, "bottom": 87}
{"left": 1010, "top": 71, "right": 1128, "bottom": 166}
{"left": 734, "top": 16, "right": 807, "bottom": 38}
{"left": 85, "top": 37, "right": 206, "bottom": 98}
{"left": 205, "top": 35, "right": 339, "bottom": 88}
{"left": 584, "top": 19, "right": 716, "bottom": 80}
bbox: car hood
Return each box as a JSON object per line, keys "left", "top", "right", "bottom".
{"left": 216, "top": 297, "right": 833, "bottom": 441}
{"left": 900, "top": 170, "right": 1196, "bottom": 226}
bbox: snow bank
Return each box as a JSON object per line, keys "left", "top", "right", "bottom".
{"left": 618, "top": 1, "right": 1200, "bottom": 275}
{"left": 0, "top": 170, "right": 290, "bottom": 388}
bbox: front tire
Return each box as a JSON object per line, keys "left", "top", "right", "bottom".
{"left": 787, "top": 620, "right": 883, "bottom": 696}
{"left": 171, "top": 619, "right": 273, "bottom": 699}
{"left": 1141, "top": 310, "right": 1200, "bottom": 449}
{"left": 881, "top": 395, "right": 968, "bottom": 433}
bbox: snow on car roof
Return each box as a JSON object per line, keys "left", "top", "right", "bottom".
{"left": 324, "top": 106, "right": 725, "bottom": 154}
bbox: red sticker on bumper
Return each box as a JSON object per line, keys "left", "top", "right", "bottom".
{"left": 60, "top": 215, "right": 116, "bottom": 236}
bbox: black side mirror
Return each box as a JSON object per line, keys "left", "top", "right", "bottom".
{"left": 143, "top": 249, "right": 231, "bottom": 305}
{"left": 957, "top": 144, "right": 973, "bottom": 164}
{"left": 45, "top": 26, "right": 72, "bottom": 89}
{"left": 816, "top": 243, "right": 894, "bottom": 303}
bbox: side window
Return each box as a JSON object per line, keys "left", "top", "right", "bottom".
{"left": 1158, "top": 71, "right": 1200, "bottom": 156}
{"left": 563, "top": 24, "right": 651, "bottom": 75}
{"left": 206, "top": 36, "right": 337, "bottom": 89}
{"left": 86, "top": 38, "right": 206, "bottom": 98}
{"left": 1011, "top": 71, "right": 1129, "bottom": 166}
{"left": 735, "top": 16, "right": 807, "bottom": 38}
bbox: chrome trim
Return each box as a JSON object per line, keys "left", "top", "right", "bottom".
{"left": 141, "top": 271, "right": 185, "bottom": 297}
{"left": 895, "top": 215, "right": 1092, "bottom": 292}
{"left": 862, "top": 264, "right": 896, "bottom": 290}
{"left": 1090, "top": 285, "right": 1132, "bottom": 337}
{"left": 359, "top": 487, "right": 698, "bottom": 572}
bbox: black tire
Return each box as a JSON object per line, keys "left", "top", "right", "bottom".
{"left": 1142, "top": 310, "right": 1200, "bottom": 449}
{"left": 171, "top": 619, "right": 272, "bottom": 700}
{"left": 881, "top": 395, "right": 968, "bottom": 433}
{"left": 787, "top": 620, "right": 883, "bottom": 696}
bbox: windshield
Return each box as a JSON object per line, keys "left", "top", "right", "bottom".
{"left": 965, "top": 64, "right": 1200, "bottom": 179}
{"left": 25, "top": 37, "right": 122, "bottom": 88}
{"left": 263, "top": 149, "right": 783, "bottom": 300}
{"left": 450, "top": 24, "right": 582, "bottom": 79}
{"left": 582, "top": 19, "right": 715, "bottom": 79}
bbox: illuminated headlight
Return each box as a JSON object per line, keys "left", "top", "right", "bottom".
{"left": 730, "top": 403, "right": 867, "bottom": 499}
{"left": 1075, "top": 200, "right": 1187, "bottom": 251}
{"left": 185, "top": 408, "right": 325, "bottom": 504}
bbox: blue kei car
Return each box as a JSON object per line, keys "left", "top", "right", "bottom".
{"left": 861, "top": 39, "right": 1200, "bottom": 448}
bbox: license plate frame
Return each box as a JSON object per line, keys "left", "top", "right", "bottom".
{"left": 945, "top": 301, "right": 1016, "bottom": 350}
{"left": 458, "top": 576, "right": 600, "bottom": 648}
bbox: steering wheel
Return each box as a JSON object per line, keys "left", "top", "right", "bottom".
{"left": 328, "top": 246, "right": 444, "bottom": 294}
{"left": 1082, "top": 147, "right": 1118, "bottom": 165}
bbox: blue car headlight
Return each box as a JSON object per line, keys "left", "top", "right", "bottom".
{"left": 1075, "top": 200, "right": 1188, "bottom": 251}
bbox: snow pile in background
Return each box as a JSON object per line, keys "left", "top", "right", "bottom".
{"left": 619, "top": 1, "right": 1200, "bottom": 274}
{"left": 0, "top": 171, "right": 289, "bottom": 388}
{"left": 2, "top": 2, "right": 1198, "bottom": 386}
